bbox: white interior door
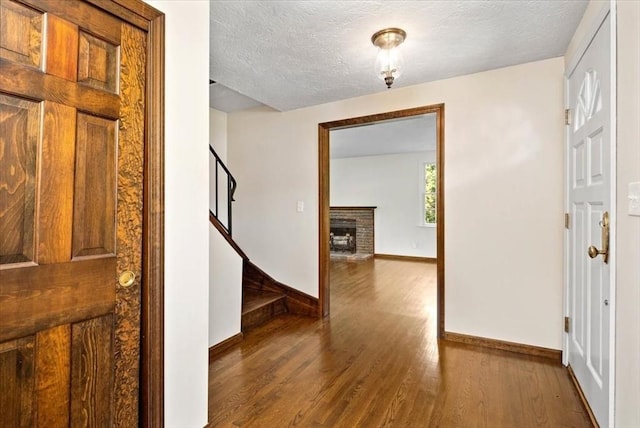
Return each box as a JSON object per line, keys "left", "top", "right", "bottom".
{"left": 567, "top": 12, "right": 612, "bottom": 427}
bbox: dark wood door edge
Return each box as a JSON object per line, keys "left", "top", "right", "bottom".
{"left": 567, "top": 365, "right": 600, "bottom": 427}
{"left": 443, "top": 331, "right": 562, "bottom": 363}
{"left": 103, "top": 0, "right": 166, "bottom": 427}
{"left": 318, "top": 104, "right": 445, "bottom": 336}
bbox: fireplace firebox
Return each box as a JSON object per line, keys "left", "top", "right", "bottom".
{"left": 330, "top": 218, "right": 357, "bottom": 253}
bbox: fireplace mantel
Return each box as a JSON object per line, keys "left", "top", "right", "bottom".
{"left": 330, "top": 206, "right": 377, "bottom": 210}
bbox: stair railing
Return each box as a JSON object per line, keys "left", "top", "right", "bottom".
{"left": 210, "top": 145, "right": 237, "bottom": 236}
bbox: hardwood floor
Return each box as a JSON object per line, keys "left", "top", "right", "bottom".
{"left": 209, "top": 258, "right": 591, "bottom": 427}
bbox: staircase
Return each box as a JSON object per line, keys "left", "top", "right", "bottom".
{"left": 210, "top": 146, "right": 318, "bottom": 333}
{"left": 241, "top": 254, "right": 320, "bottom": 330}
{"left": 241, "top": 289, "right": 286, "bottom": 330}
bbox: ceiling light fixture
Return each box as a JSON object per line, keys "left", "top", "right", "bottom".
{"left": 371, "top": 27, "right": 406, "bottom": 89}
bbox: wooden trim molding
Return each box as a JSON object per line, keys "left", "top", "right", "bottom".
{"left": 85, "top": 0, "right": 147, "bottom": 29}
{"left": 319, "top": 104, "right": 446, "bottom": 337}
{"left": 567, "top": 364, "right": 599, "bottom": 428}
{"left": 435, "top": 107, "right": 445, "bottom": 338}
{"left": 374, "top": 254, "right": 436, "bottom": 263}
{"left": 444, "top": 332, "right": 562, "bottom": 362}
{"left": 209, "top": 333, "right": 244, "bottom": 362}
{"left": 318, "top": 124, "right": 330, "bottom": 317}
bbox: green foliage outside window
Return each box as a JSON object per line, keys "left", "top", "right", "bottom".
{"left": 424, "top": 163, "right": 437, "bottom": 224}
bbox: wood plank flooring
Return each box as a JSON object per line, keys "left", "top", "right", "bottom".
{"left": 209, "top": 258, "right": 591, "bottom": 427}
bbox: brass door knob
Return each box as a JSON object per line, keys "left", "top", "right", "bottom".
{"left": 588, "top": 245, "right": 605, "bottom": 259}
{"left": 119, "top": 271, "right": 136, "bottom": 288}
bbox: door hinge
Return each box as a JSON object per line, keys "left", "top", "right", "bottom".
{"left": 565, "top": 213, "right": 570, "bottom": 229}
{"left": 565, "top": 109, "right": 571, "bottom": 126}
{"left": 564, "top": 316, "right": 570, "bottom": 333}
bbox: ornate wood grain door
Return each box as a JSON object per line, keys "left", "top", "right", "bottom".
{"left": 0, "top": 0, "right": 147, "bottom": 425}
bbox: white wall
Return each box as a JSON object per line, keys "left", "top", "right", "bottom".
{"left": 228, "top": 57, "right": 565, "bottom": 349}
{"left": 331, "top": 151, "right": 436, "bottom": 257}
{"left": 209, "top": 225, "right": 242, "bottom": 346}
{"left": 614, "top": 2, "right": 640, "bottom": 423}
{"left": 614, "top": 3, "right": 640, "bottom": 425}
{"left": 209, "top": 108, "right": 243, "bottom": 347}
{"left": 209, "top": 109, "right": 233, "bottom": 228}
{"left": 209, "top": 109, "right": 230, "bottom": 225}
{"left": 146, "top": 1, "right": 210, "bottom": 427}
{"left": 210, "top": 108, "right": 228, "bottom": 162}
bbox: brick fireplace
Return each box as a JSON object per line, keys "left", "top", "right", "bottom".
{"left": 330, "top": 207, "right": 375, "bottom": 259}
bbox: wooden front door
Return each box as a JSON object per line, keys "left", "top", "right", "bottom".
{"left": 0, "top": 0, "right": 147, "bottom": 425}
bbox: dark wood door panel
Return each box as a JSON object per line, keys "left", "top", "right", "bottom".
{"left": 0, "top": 336, "right": 35, "bottom": 428}
{"left": 0, "top": 0, "right": 43, "bottom": 70}
{"left": 1, "top": 95, "right": 122, "bottom": 267}
{"left": 78, "top": 30, "right": 119, "bottom": 93}
{"left": 0, "top": 93, "right": 40, "bottom": 266}
{"left": 71, "top": 314, "right": 114, "bottom": 428}
{"left": 38, "top": 100, "right": 76, "bottom": 264}
{"left": 0, "top": 317, "right": 115, "bottom": 428}
{"left": 0, "top": 258, "right": 116, "bottom": 343}
{"left": 45, "top": 13, "right": 79, "bottom": 81}
{"left": 35, "top": 324, "right": 71, "bottom": 427}
{"left": 73, "top": 112, "right": 117, "bottom": 259}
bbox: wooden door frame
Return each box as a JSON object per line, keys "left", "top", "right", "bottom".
{"left": 318, "top": 104, "right": 446, "bottom": 338}
{"left": 84, "top": 0, "right": 165, "bottom": 425}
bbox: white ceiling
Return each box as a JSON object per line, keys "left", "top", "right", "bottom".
{"left": 210, "top": 1, "right": 588, "bottom": 112}
{"left": 330, "top": 113, "right": 436, "bottom": 159}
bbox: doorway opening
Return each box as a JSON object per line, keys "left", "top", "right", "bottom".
{"left": 318, "top": 104, "right": 445, "bottom": 337}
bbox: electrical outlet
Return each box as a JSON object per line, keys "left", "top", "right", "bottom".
{"left": 629, "top": 182, "right": 640, "bottom": 216}
{"left": 296, "top": 200, "right": 304, "bottom": 213}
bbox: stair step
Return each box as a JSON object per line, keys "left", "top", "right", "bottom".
{"left": 241, "top": 290, "right": 286, "bottom": 331}
{"left": 242, "top": 290, "right": 285, "bottom": 314}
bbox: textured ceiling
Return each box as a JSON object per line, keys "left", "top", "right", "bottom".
{"left": 209, "top": 83, "right": 264, "bottom": 112}
{"left": 330, "top": 114, "right": 436, "bottom": 159}
{"left": 210, "top": 1, "right": 588, "bottom": 112}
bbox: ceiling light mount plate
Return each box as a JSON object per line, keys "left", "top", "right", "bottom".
{"left": 371, "top": 28, "right": 407, "bottom": 49}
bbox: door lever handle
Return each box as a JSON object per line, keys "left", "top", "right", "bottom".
{"left": 587, "top": 211, "right": 609, "bottom": 264}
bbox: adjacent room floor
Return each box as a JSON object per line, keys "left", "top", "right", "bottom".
{"left": 208, "top": 258, "right": 591, "bottom": 427}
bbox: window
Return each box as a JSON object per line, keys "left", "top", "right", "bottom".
{"left": 423, "top": 162, "right": 437, "bottom": 225}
